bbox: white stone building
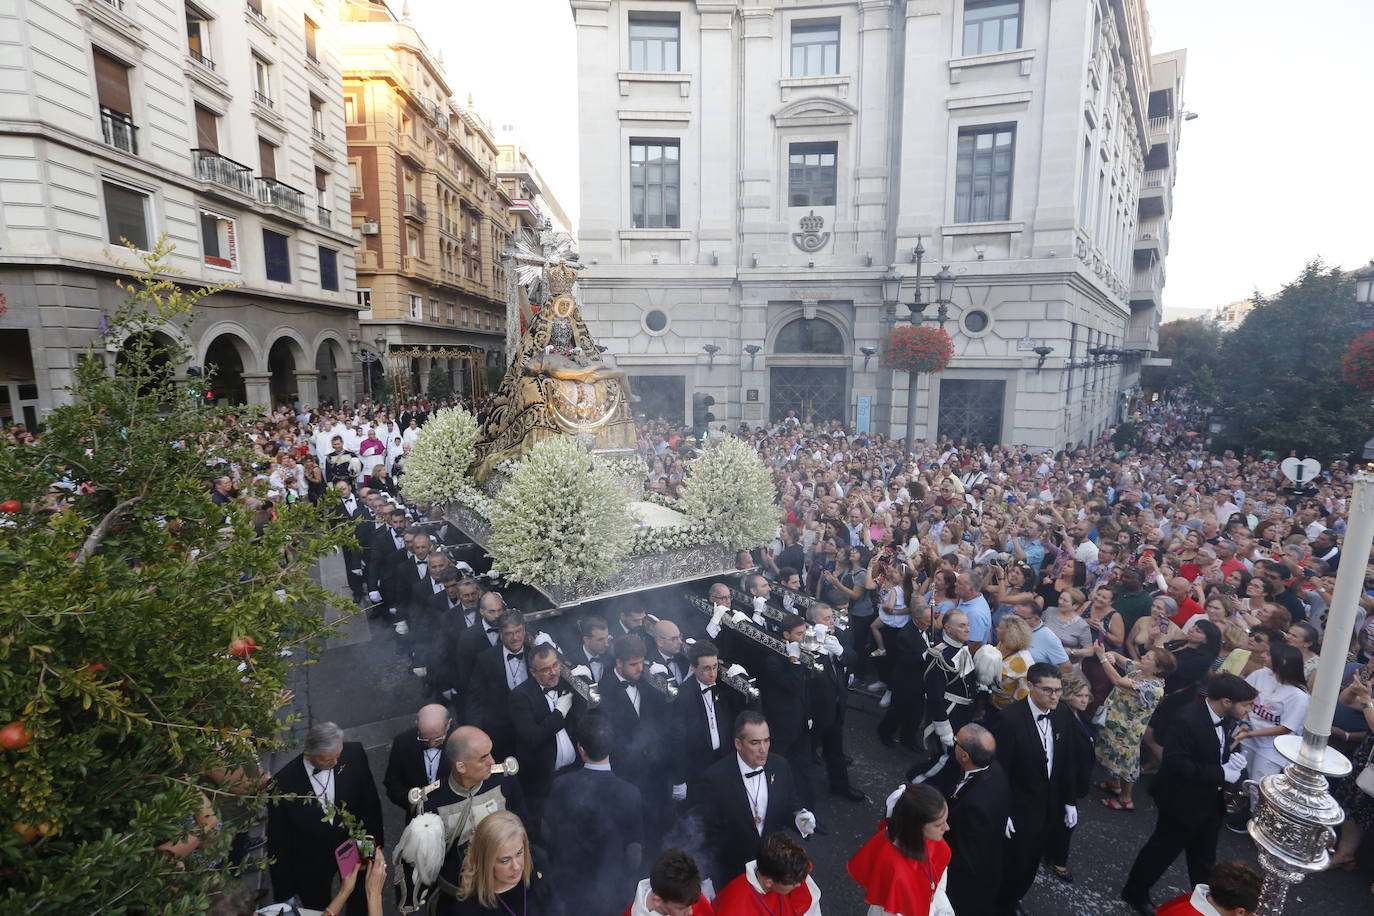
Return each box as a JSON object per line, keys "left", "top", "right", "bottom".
{"left": 0, "top": 0, "right": 361, "bottom": 419}
{"left": 571, "top": 0, "right": 1185, "bottom": 447}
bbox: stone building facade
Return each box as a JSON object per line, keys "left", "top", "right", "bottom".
{"left": 571, "top": 0, "right": 1185, "bottom": 447}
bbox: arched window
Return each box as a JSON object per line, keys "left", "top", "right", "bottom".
{"left": 774, "top": 317, "right": 843, "bottom": 354}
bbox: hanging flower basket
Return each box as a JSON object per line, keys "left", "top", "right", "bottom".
{"left": 883, "top": 325, "right": 955, "bottom": 374}
{"left": 1342, "top": 330, "right": 1374, "bottom": 391}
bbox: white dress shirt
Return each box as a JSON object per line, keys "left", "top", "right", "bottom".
{"left": 616, "top": 672, "right": 640, "bottom": 715}
{"left": 545, "top": 687, "right": 577, "bottom": 770}
{"left": 1208, "top": 701, "right": 1228, "bottom": 759}
{"left": 1029, "top": 699, "right": 1055, "bottom": 777}
{"left": 697, "top": 678, "right": 720, "bottom": 750}
{"left": 505, "top": 651, "right": 529, "bottom": 690}
{"left": 303, "top": 758, "right": 336, "bottom": 811}
{"left": 423, "top": 747, "right": 442, "bottom": 783}
{"left": 738, "top": 754, "right": 768, "bottom": 834}
{"left": 952, "top": 764, "right": 989, "bottom": 797}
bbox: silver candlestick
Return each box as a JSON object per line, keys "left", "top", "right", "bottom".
{"left": 1248, "top": 470, "right": 1374, "bottom": 914}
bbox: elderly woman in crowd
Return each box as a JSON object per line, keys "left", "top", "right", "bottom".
{"left": 1094, "top": 644, "right": 1175, "bottom": 812}
{"left": 455, "top": 811, "right": 552, "bottom": 915}
{"left": 1127, "top": 595, "right": 1184, "bottom": 662}
{"left": 1046, "top": 588, "right": 1094, "bottom": 669}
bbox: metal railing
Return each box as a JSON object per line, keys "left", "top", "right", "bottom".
{"left": 316, "top": 205, "right": 331, "bottom": 227}
{"left": 1142, "top": 169, "right": 1166, "bottom": 189}
{"left": 245, "top": 1, "right": 267, "bottom": 24}
{"left": 253, "top": 89, "right": 274, "bottom": 109}
{"left": 255, "top": 176, "right": 306, "bottom": 216}
{"left": 1148, "top": 115, "right": 1170, "bottom": 133}
{"left": 403, "top": 194, "right": 427, "bottom": 220}
{"left": 192, "top": 149, "right": 254, "bottom": 194}
{"left": 311, "top": 126, "right": 326, "bottom": 142}
{"left": 100, "top": 107, "right": 137, "bottom": 154}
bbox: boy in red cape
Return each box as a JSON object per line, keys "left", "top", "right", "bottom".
{"left": 1156, "top": 861, "right": 1263, "bottom": 916}
{"left": 713, "top": 832, "right": 822, "bottom": 916}
{"left": 848, "top": 783, "right": 953, "bottom": 916}
{"left": 625, "top": 848, "right": 715, "bottom": 916}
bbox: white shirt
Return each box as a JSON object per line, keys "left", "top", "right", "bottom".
{"left": 616, "top": 672, "right": 640, "bottom": 715}
{"left": 544, "top": 687, "right": 578, "bottom": 770}
{"left": 504, "top": 651, "right": 529, "bottom": 690}
{"left": 1207, "top": 701, "right": 1228, "bottom": 760}
{"left": 696, "top": 678, "right": 720, "bottom": 750}
{"left": 303, "top": 758, "right": 336, "bottom": 811}
{"left": 580, "top": 646, "right": 605, "bottom": 683}
{"left": 423, "top": 747, "right": 442, "bottom": 783}
{"left": 1028, "top": 699, "right": 1055, "bottom": 777}
{"left": 953, "top": 764, "right": 989, "bottom": 797}
{"left": 738, "top": 754, "right": 768, "bottom": 834}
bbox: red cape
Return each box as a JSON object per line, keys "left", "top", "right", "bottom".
{"left": 847, "top": 822, "right": 950, "bottom": 916}
{"left": 712, "top": 872, "right": 813, "bottom": 916}
{"left": 1157, "top": 893, "right": 1206, "bottom": 916}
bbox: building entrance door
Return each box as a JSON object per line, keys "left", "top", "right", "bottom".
{"left": 936, "top": 379, "right": 1005, "bottom": 445}
{"left": 769, "top": 367, "right": 846, "bottom": 425}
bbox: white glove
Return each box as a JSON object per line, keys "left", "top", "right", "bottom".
{"left": 569, "top": 665, "right": 592, "bottom": 681}
{"left": 813, "top": 623, "right": 828, "bottom": 640}
{"left": 349, "top": 568, "right": 363, "bottom": 577}
{"left": 650, "top": 662, "right": 669, "bottom": 676}
{"left": 1222, "top": 750, "right": 1247, "bottom": 784}
{"left": 555, "top": 692, "right": 574, "bottom": 716}
{"left": 934, "top": 718, "right": 955, "bottom": 748}
{"left": 1005, "top": 817, "right": 1016, "bottom": 839}
{"left": 394, "top": 621, "right": 409, "bottom": 636}
{"left": 1064, "top": 805, "right": 1078, "bottom": 828}
{"left": 786, "top": 641, "right": 802, "bottom": 660}
{"left": 885, "top": 785, "right": 906, "bottom": 818}
{"left": 533, "top": 632, "right": 555, "bottom": 648}
{"left": 440, "top": 688, "right": 457, "bottom": 700}
{"left": 730, "top": 611, "right": 750, "bottom": 626}
{"left": 726, "top": 664, "right": 748, "bottom": 678}
{"left": 753, "top": 596, "right": 768, "bottom": 614}
{"left": 710, "top": 604, "right": 728, "bottom": 627}
{"left": 368, "top": 590, "right": 382, "bottom": 603}
{"left": 672, "top": 783, "right": 687, "bottom": 801}
{"left": 794, "top": 809, "right": 816, "bottom": 838}
{"left": 807, "top": 718, "right": 813, "bottom": 730}
{"left": 412, "top": 666, "right": 427, "bottom": 677}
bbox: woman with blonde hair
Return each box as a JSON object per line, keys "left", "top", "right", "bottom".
{"left": 1094, "top": 645, "right": 1175, "bottom": 812}
{"left": 455, "top": 811, "right": 551, "bottom": 915}
{"left": 989, "top": 615, "right": 1035, "bottom": 712}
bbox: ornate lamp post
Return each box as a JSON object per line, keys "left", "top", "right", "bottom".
{"left": 1355, "top": 261, "right": 1374, "bottom": 460}
{"left": 349, "top": 333, "right": 387, "bottom": 403}
{"left": 1248, "top": 469, "right": 1374, "bottom": 913}
{"left": 897, "top": 246, "right": 956, "bottom": 448}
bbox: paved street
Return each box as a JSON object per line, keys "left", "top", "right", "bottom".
{"left": 286, "top": 553, "right": 1374, "bottom": 915}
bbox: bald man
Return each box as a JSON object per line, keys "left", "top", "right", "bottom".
{"left": 645, "top": 618, "right": 689, "bottom": 684}
{"left": 944, "top": 723, "right": 1011, "bottom": 916}
{"left": 382, "top": 703, "right": 454, "bottom": 818}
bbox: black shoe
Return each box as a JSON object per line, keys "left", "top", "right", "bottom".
{"left": 1049, "top": 865, "right": 1074, "bottom": 883}
{"left": 1120, "top": 893, "right": 1155, "bottom": 916}
{"left": 829, "top": 785, "right": 868, "bottom": 803}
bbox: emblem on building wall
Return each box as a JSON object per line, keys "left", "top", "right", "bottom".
{"left": 792, "top": 210, "right": 830, "bottom": 253}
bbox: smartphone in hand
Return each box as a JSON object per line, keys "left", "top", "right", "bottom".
{"left": 335, "top": 839, "right": 361, "bottom": 879}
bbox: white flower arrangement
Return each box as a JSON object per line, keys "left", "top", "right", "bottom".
{"left": 487, "top": 436, "right": 634, "bottom": 586}
{"left": 596, "top": 453, "right": 649, "bottom": 485}
{"left": 640, "top": 490, "right": 683, "bottom": 511}
{"left": 629, "top": 523, "right": 713, "bottom": 556}
{"left": 400, "top": 407, "right": 486, "bottom": 513}
{"left": 679, "top": 436, "right": 779, "bottom": 551}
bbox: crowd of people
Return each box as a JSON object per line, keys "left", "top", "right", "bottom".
{"left": 24, "top": 386, "right": 1368, "bottom": 916}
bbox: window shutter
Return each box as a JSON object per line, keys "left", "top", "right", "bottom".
{"left": 258, "top": 138, "right": 276, "bottom": 179}
{"left": 93, "top": 49, "right": 132, "bottom": 114}
{"left": 195, "top": 105, "right": 218, "bottom": 152}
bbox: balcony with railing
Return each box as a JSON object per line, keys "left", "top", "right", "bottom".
{"left": 1130, "top": 264, "right": 1163, "bottom": 311}
{"left": 188, "top": 48, "right": 215, "bottom": 72}
{"left": 311, "top": 126, "right": 326, "bottom": 142}
{"left": 245, "top": 0, "right": 267, "bottom": 24}
{"left": 193, "top": 149, "right": 254, "bottom": 195}
{"left": 403, "top": 194, "right": 427, "bottom": 221}
{"left": 316, "top": 205, "right": 331, "bottom": 227}
{"left": 255, "top": 177, "right": 306, "bottom": 216}
{"left": 1139, "top": 168, "right": 1169, "bottom": 218}
{"left": 100, "top": 106, "right": 137, "bottom": 154}
{"left": 1148, "top": 115, "right": 1170, "bottom": 135}
{"left": 253, "top": 89, "right": 274, "bottom": 110}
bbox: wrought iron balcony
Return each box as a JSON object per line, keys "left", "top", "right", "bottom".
{"left": 193, "top": 149, "right": 254, "bottom": 195}
{"left": 100, "top": 106, "right": 137, "bottom": 154}
{"left": 245, "top": 1, "right": 267, "bottom": 24}
{"left": 253, "top": 89, "right": 274, "bottom": 109}
{"left": 189, "top": 48, "right": 215, "bottom": 71}
{"left": 317, "top": 205, "right": 331, "bottom": 227}
{"left": 403, "top": 194, "right": 427, "bottom": 221}
{"left": 255, "top": 176, "right": 306, "bottom": 216}
{"left": 311, "top": 126, "right": 326, "bottom": 142}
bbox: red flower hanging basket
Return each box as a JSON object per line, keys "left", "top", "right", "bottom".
{"left": 1342, "top": 330, "right": 1374, "bottom": 392}
{"left": 883, "top": 325, "right": 955, "bottom": 374}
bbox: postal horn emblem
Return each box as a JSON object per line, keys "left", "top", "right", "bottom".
{"left": 792, "top": 210, "right": 830, "bottom": 253}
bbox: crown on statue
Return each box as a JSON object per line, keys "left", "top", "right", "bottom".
{"left": 547, "top": 261, "right": 578, "bottom": 297}
{"left": 799, "top": 210, "right": 824, "bottom": 232}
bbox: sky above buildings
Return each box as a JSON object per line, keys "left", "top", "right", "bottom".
{"left": 414, "top": 0, "right": 1373, "bottom": 319}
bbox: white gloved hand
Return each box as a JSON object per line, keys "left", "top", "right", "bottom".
{"left": 753, "top": 596, "right": 768, "bottom": 614}
{"left": 794, "top": 809, "right": 816, "bottom": 838}
{"left": 672, "top": 783, "right": 687, "bottom": 801}
{"left": 934, "top": 718, "right": 955, "bottom": 748}
{"left": 1222, "top": 750, "right": 1247, "bottom": 784}
{"left": 533, "top": 632, "right": 555, "bottom": 648}
{"left": 710, "top": 605, "right": 728, "bottom": 627}
{"left": 412, "top": 666, "right": 427, "bottom": 677}
{"left": 786, "top": 641, "right": 802, "bottom": 660}
{"left": 726, "top": 664, "right": 749, "bottom": 678}
{"left": 1004, "top": 817, "right": 1016, "bottom": 839}
{"left": 440, "top": 688, "right": 457, "bottom": 700}
{"left": 555, "top": 692, "right": 574, "bottom": 716}
{"left": 349, "top": 568, "right": 363, "bottom": 577}
{"left": 569, "top": 665, "right": 592, "bottom": 681}
{"left": 885, "top": 785, "right": 906, "bottom": 819}
{"left": 1064, "top": 805, "right": 1078, "bottom": 828}
{"left": 807, "top": 718, "right": 813, "bottom": 730}
{"left": 368, "top": 590, "right": 382, "bottom": 603}
{"left": 813, "top": 623, "right": 829, "bottom": 640}
{"left": 650, "top": 662, "right": 670, "bottom": 676}
{"left": 394, "top": 621, "right": 409, "bottom": 636}
{"left": 730, "top": 611, "right": 750, "bottom": 626}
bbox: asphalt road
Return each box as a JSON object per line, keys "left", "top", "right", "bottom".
{"left": 283, "top": 554, "right": 1374, "bottom": 915}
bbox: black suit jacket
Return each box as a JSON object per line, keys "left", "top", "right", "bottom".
{"left": 509, "top": 676, "right": 586, "bottom": 798}
{"left": 670, "top": 676, "right": 745, "bottom": 787}
{"left": 545, "top": 767, "right": 644, "bottom": 914}
{"left": 1151, "top": 700, "right": 1237, "bottom": 819}
{"left": 565, "top": 642, "right": 610, "bottom": 684}
{"left": 267, "top": 743, "right": 384, "bottom": 905}
{"left": 598, "top": 672, "right": 670, "bottom": 789}
{"left": 693, "top": 754, "right": 800, "bottom": 887}
{"left": 449, "top": 621, "right": 502, "bottom": 702}
{"left": 945, "top": 762, "right": 1013, "bottom": 916}
{"left": 368, "top": 527, "right": 408, "bottom": 592}
{"left": 381, "top": 727, "right": 451, "bottom": 816}
{"left": 644, "top": 642, "right": 690, "bottom": 685}
{"left": 761, "top": 653, "right": 810, "bottom": 748}
{"left": 992, "top": 699, "right": 1078, "bottom": 832}
{"left": 467, "top": 646, "right": 524, "bottom": 757}
{"left": 809, "top": 631, "right": 856, "bottom": 730}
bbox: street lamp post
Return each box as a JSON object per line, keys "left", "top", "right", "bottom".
{"left": 900, "top": 241, "right": 956, "bottom": 449}
{"left": 1355, "top": 261, "right": 1374, "bottom": 460}
{"left": 349, "top": 333, "right": 388, "bottom": 404}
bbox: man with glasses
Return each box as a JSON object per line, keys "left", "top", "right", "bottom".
{"left": 510, "top": 642, "right": 586, "bottom": 819}
{"left": 382, "top": 703, "right": 453, "bottom": 819}
{"left": 670, "top": 638, "right": 749, "bottom": 801}
{"left": 645, "top": 618, "right": 690, "bottom": 684}
{"left": 992, "top": 663, "right": 1081, "bottom": 916}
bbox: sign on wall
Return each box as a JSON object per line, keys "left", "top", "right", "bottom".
{"left": 856, "top": 395, "right": 872, "bottom": 435}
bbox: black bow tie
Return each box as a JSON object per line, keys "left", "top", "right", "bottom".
{"left": 507, "top": 652, "right": 524, "bottom": 662}
{"left": 1037, "top": 713, "right": 1052, "bottom": 723}
{"left": 545, "top": 687, "right": 559, "bottom": 696}
{"left": 745, "top": 768, "right": 764, "bottom": 779}
{"left": 486, "top": 626, "right": 499, "bottom": 634}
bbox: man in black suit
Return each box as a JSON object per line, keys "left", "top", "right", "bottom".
{"left": 805, "top": 603, "right": 865, "bottom": 801}
{"left": 1121, "top": 672, "right": 1258, "bottom": 916}
{"left": 992, "top": 662, "right": 1080, "bottom": 916}
{"left": 701, "top": 581, "right": 767, "bottom": 674}
{"left": 441, "top": 591, "right": 506, "bottom": 706}
{"left": 760, "top": 613, "right": 815, "bottom": 808}
{"left": 600, "top": 633, "right": 672, "bottom": 852}
{"left": 465, "top": 608, "right": 529, "bottom": 760}
{"left": 566, "top": 614, "right": 612, "bottom": 684}
{"left": 644, "top": 618, "right": 690, "bottom": 684}
{"left": 944, "top": 723, "right": 1012, "bottom": 916}
{"left": 267, "top": 722, "right": 384, "bottom": 913}
{"left": 545, "top": 713, "right": 645, "bottom": 916}
{"left": 510, "top": 642, "right": 586, "bottom": 817}
{"left": 381, "top": 703, "right": 453, "bottom": 819}
{"left": 691, "top": 710, "right": 814, "bottom": 889}
{"left": 331, "top": 480, "right": 369, "bottom": 602}
{"left": 366, "top": 508, "right": 409, "bottom": 614}
{"left": 614, "top": 607, "right": 648, "bottom": 639}
{"left": 670, "top": 639, "right": 747, "bottom": 802}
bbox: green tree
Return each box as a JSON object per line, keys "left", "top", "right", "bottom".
{"left": 426, "top": 363, "right": 453, "bottom": 401}
{"left": 1213, "top": 259, "right": 1374, "bottom": 458}
{"left": 0, "top": 239, "right": 349, "bottom": 913}
{"left": 1140, "top": 318, "right": 1222, "bottom": 394}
